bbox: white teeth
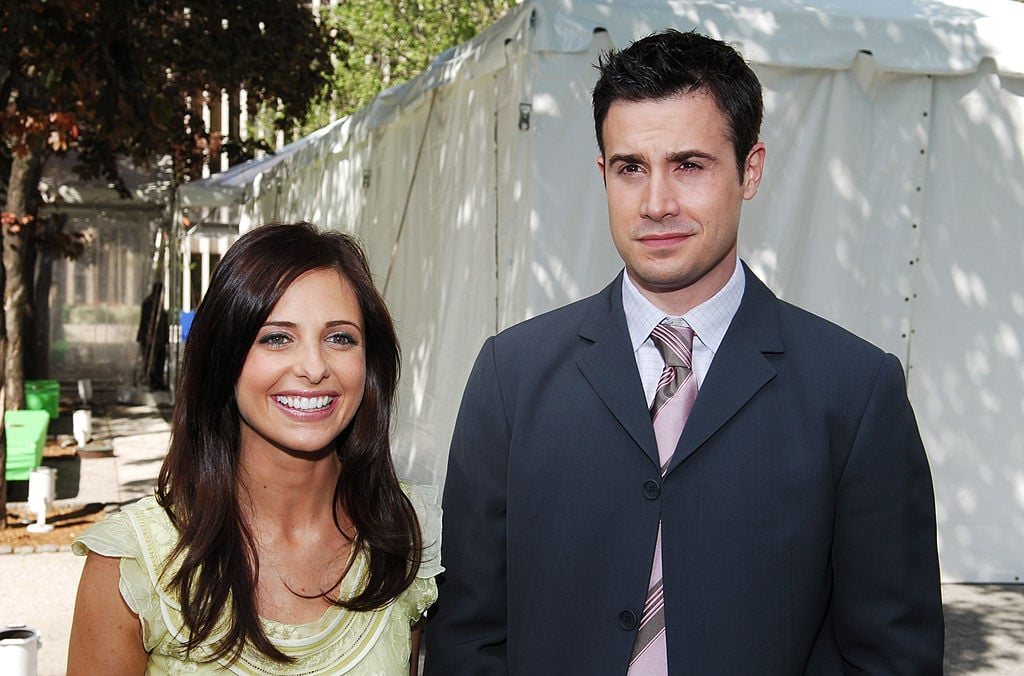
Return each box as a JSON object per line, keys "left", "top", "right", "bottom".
{"left": 275, "top": 395, "right": 334, "bottom": 411}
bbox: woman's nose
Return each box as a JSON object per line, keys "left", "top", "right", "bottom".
{"left": 294, "top": 343, "right": 329, "bottom": 382}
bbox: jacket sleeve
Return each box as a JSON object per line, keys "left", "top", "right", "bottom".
{"left": 830, "top": 353, "right": 944, "bottom": 673}
{"left": 423, "top": 338, "right": 510, "bottom": 675}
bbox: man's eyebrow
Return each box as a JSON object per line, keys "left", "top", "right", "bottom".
{"left": 606, "top": 152, "right": 645, "bottom": 166}
{"left": 607, "top": 150, "right": 719, "bottom": 166}
{"left": 666, "top": 150, "right": 716, "bottom": 163}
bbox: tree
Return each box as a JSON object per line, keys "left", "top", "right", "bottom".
{"left": 0, "top": 0, "right": 330, "bottom": 520}
{"left": 304, "top": 0, "right": 515, "bottom": 131}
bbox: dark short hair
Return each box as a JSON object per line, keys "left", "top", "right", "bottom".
{"left": 592, "top": 29, "right": 763, "bottom": 180}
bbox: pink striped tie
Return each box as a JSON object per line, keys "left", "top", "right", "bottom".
{"left": 629, "top": 322, "right": 697, "bottom": 674}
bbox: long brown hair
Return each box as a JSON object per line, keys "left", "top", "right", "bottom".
{"left": 156, "top": 222, "right": 420, "bottom": 663}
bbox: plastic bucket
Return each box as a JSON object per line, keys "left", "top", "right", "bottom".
{"left": 0, "top": 625, "right": 41, "bottom": 676}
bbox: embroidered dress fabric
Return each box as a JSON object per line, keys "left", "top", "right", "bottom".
{"left": 72, "top": 482, "right": 442, "bottom": 675}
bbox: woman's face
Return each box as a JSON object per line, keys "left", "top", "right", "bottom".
{"left": 236, "top": 268, "right": 366, "bottom": 458}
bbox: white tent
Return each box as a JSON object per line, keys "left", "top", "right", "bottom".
{"left": 176, "top": 0, "right": 1024, "bottom": 583}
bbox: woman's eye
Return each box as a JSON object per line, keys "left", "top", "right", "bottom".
{"left": 327, "top": 332, "right": 357, "bottom": 347}
{"left": 257, "top": 332, "right": 290, "bottom": 347}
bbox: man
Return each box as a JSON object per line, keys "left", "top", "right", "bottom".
{"left": 424, "top": 29, "right": 943, "bottom": 675}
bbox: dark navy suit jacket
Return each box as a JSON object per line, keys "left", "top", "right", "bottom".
{"left": 425, "top": 265, "right": 943, "bottom": 675}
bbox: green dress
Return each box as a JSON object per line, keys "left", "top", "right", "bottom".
{"left": 72, "top": 482, "right": 441, "bottom": 675}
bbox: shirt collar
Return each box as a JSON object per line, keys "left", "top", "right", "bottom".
{"left": 622, "top": 258, "right": 745, "bottom": 354}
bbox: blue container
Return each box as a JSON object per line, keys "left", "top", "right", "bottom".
{"left": 180, "top": 310, "right": 196, "bottom": 342}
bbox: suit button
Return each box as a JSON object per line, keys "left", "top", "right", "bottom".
{"left": 618, "top": 610, "right": 638, "bottom": 630}
{"left": 643, "top": 480, "right": 660, "bottom": 500}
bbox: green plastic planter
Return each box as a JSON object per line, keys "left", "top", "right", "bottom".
{"left": 4, "top": 410, "right": 51, "bottom": 481}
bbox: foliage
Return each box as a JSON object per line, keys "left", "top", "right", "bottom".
{"left": 303, "top": 0, "right": 516, "bottom": 132}
{"left": 0, "top": 1, "right": 332, "bottom": 188}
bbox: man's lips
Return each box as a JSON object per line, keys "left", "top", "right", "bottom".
{"left": 639, "top": 232, "right": 692, "bottom": 248}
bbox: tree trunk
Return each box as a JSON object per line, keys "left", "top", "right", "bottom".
{"left": 3, "top": 150, "right": 42, "bottom": 411}
{"left": 29, "top": 245, "right": 53, "bottom": 380}
{"left": 1, "top": 150, "right": 43, "bottom": 520}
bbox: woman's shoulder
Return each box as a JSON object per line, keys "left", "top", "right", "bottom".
{"left": 70, "top": 495, "right": 180, "bottom": 650}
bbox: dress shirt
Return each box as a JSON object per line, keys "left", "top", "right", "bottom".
{"left": 622, "top": 258, "right": 745, "bottom": 407}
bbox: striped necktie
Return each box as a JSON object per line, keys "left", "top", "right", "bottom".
{"left": 629, "top": 321, "right": 697, "bottom": 673}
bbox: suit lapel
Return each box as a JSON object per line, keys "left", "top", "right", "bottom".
{"left": 572, "top": 267, "right": 786, "bottom": 472}
{"left": 667, "top": 265, "right": 784, "bottom": 473}
{"left": 576, "top": 275, "right": 661, "bottom": 468}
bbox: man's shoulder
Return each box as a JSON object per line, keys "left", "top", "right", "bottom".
{"left": 502, "top": 296, "right": 594, "bottom": 335}
{"left": 740, "top": 266, "right": 886, "bottom": 357}
{"left": 494, "top": 281, "right": 617, "bottom": 344}
{"left": 768, "top": 296, "right": 896, "bottom": 375}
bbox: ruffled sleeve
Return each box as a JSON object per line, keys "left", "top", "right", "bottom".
{"left": 71, "top": 507, "right": 137, "bottom": 559}
{"left": 71, "top": 496, "right": 176, "bottom": 652}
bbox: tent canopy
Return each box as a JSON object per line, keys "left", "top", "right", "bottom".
{"left": 532, "top": 0, "right": 1024, "bottom": 74}
{"left": 176, "top": 0, "right": 1024, "bottom": 584}
{"left": 177, "top": 121, "right": 340, "bottom": 209}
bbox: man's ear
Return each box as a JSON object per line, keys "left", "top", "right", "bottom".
{"left": 743, "top": 142, "right": 766, "bottom": 200}
{"left": 597, "top": 154, "right": 607, "bottom": 184}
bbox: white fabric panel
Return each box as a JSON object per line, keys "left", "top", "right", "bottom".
{"left": 381, "top": 75, "right": 508, "bottom": 486}
{"left": 503, "top": 33, "right": 623, "bottom": 326}
{"left": 912, "top": 63, "right": 1024, "bottom": 582}
{"left": 744, "top": 59, "right": 931, "bottom": 361}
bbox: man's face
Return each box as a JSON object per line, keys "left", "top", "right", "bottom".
{"left": 597, "top": 92, "right": 765, "bottom": 314}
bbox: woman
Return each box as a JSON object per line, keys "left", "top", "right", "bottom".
{"left": 68, "top": 222, "right": 441, "bottom": 675}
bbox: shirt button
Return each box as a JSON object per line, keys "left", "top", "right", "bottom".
{"left": 643, "top": 479, "right": 661, "bottom": 500}
{"left": 618, "top": 610, "right": 638, "bottom": 630}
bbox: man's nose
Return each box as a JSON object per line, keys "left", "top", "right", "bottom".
{"left": 640, "top": 172, "right": 681, "bottom": 222}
